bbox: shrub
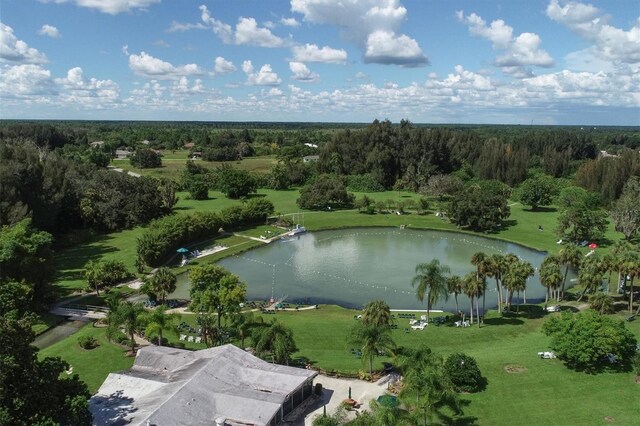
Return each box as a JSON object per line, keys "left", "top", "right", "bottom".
{"left": 77, "top": 336, "right": 98, "bottom": 350}
{"left": 130, "top": 148, "right": 161, "bottom": 168}
{"left": 444, "top": 353, "right": 485, "bottom": 392}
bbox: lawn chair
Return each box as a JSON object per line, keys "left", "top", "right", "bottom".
{"left": 195, "top": 337, "right": 202, "bottom": 344}
{"left": 187, "top": 336, "right": 194, "bottom": 342}
{"left": 179, "top": 334, "right": 186, "bottom": 341}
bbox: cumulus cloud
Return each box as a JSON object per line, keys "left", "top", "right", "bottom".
{"left": 364, "top": 30, "right": 427, "bottom": 66}
{"left": 291, "top": 43, "right": 347, "bottom": 63}
{"left": 243, "top": 60, "right": 281, "bottom": 86}
{"left": 170, "top": 77, "right": 205, "bottom": 96}
{"left": 0, "top": 64, "right": 55, "bottom": 97}
{"left": 55, "top": 66, "right": 119, "bottom": 104}
{"left": 0, "top": 23, "right": 48, "bottom": 64}
{"left": 281, "top": 17, "right": 300, "bottom": 27}
{"left": 289, "top": 61, "right": 319, "bottom": 82}
{"left": 128, "top": 51, "right": 204, "bottom": 79}
{"left": 547, "top": 0, "right": 640, "bottom": 64}
{"left": 291, "top": 0, "right": 427, "bottom": 66}
{"left": 38, "top": 0, "right": 161, "bottom": 15}
{"left": 200, "top": 5, "right": 283, "bottom": 47}
{"left": 457, "top": 11, "right": 554, "bottom": 76}
{"left": 38, "top": 25, "right": 61, "bottom": 38}
{"left": 214, "top": 56, "right": 236, "bottom": 74}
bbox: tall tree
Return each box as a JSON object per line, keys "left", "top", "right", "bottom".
{"left": 253, "top": 320, "right": 298, "bottom": 365}
{"left": 558, "top": 245, "right": 582, "bottom": 300}
{"left": 503, "top": 260, "right": 534, "bottom": 311}
{"left": 411, "top": 259, "right": 450, "bottom": 324}
{"left": 619, "top": 250, "right": 640, "bottom": 313}
{"left": 612, "top": 176, "right": 640, "bottom": 240}
{"left": 189, "top": 264, "right": 247, "bottom": 345}
{"left": 348, "top": 323, "right": 396, "bottom": 374}
{"left": 516, "top": 174, "right": 559, "bottom": 211}
{"left": 143, "top": 267, "right": 177, "bottom": 305}
{"left": 462, "top": 272, "right": 483, "bottom": 324}
{"left": 109, "top": 301, "right": 146, "bottom": 354}
{"left": 446, "top": 275, "right": 463, "bottom": 314}
{"left": 539, "top": 255, "right": 563, "bottom": 306}
{"left": 471, "top": 252, "right": 492, "bottom": 323}
{"left": 395, "top": 345, "right": 461, "bottom": 426}
{"left": 143, "top": 305, "right": 180, "bottom": 346}
{"left": 577, "top": 255, "right": 604, "bottom": 302}
{"left": 361, "top": 299, "right": 393, "bottom": 327}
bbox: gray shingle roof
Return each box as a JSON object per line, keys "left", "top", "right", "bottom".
{"left": 90, "top": 344, "right": 316, "bottom": 426}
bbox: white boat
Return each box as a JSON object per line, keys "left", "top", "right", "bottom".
{"left": 288, "top": 224, "right": 306, "bottom": 236}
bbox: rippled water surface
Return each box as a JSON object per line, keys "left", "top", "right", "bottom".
{"left": 173, "top": 228, "right": 556, "bottom": 311}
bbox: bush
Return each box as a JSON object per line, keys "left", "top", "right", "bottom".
{"left": 297, "top": 174, "right": 355, "bottom": 210}
{"left": 136, "top": 198, "right": 274, "bottom": 267}
{"left": 444, "top": 353, "right": 485, "bottom": 392}
{"left": 130, "top": 148, "right": 161, "bottom": 169}
{"left": 77, "top": 336, "right": 98, "bottom": 350}
{"left": 215, "top": 164, "right": 257, "bottom": 199}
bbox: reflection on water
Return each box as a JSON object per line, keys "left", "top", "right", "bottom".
{"left": 172, "top": 228, "right": 564, "bottom": 312}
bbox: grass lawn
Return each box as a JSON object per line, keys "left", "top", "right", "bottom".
{"left": 32, "top": 312, "right": 65, "bottom": 335}
{"left": 39, "top": 323, "right": 135, "bottom": 394}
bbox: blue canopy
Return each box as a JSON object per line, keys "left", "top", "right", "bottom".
{"left": 176, "top": 248, "right": 189, "bottom": 253}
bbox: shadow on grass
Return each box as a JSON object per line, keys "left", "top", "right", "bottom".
{"left": 483, "top": 316, "right": 524, "bottom": 326}
{"left": 440, "top": 399, "right": 480, "bottom": 426}
{"left": 526, "top": 206, "right": 558, "bottom": 213}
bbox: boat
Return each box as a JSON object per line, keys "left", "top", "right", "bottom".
{"left": 288, "top": 224, "right": 306, "bottom": 236}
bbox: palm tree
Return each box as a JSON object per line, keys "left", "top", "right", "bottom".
{"left": 558, "top": 245, "right": 581, "bottom": 300}
{"left": 612, "top": 241, "right": 633, "bottom": 294}
{"left": 253, "top": 320, "right": 298, "bottom": 365}
{"left": 589, "top": 292, "right": 614, "bottom": 314}
{"left": 503, "top": 260, "right": 534, "bottom": 312}
{"left": 395, "top": 345, "right": 461, "bottom": 426}
{"left": 489, "top": 254, "right": 506, "bottom": 313}
{"left": 362, "top": 300, "right": 393, "bottom": 327}
{"left": 411, "top": 259, "right": 450, "bottom": 324}
{"left": 620, "top": 250, "right": 640, "bottom": 313}
{"left": 462, "top": 272, "right": 483, "bottom": 325}
{"left": 599, "top": 253, "right": 617, "bottom": 294}
{"left": 348, "top": 323, "right": 396, "bottom": 375}
{"left": 110, "top": 301, "right": 145, "bottom": 354}
{"left": 230, "top": 311, "right": 262, "bottom": 349}
{"left": 143, "top": 267, "right": 177, "bottom": 305}
{"left": 446, "top": 275, "right": 463, "bottom": 314}
{"left": 471, "top": 252, "right": 492, "bottom": 323}
{"left": 577, "top": 255, "right": 604, "bottom": 302}
{"left": 143, "top": 305, "right": 180, "bottom": 346}
{"left": 539, "top": 255, "right": 563, "bottom": 307}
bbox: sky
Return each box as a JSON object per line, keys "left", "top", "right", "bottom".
{"left": 0, "top": 0, "right": 639, "bottom": 125}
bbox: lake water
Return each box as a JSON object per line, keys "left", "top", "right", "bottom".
{"left": 171, "top": 228, "right": 557, "bottom": 312}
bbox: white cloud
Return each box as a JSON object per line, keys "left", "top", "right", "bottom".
{"left": 128, "top": 51, "right": 204, "bottom": 79}
{"left": 214, "top": 56, "right": 236, "bottom": 74}
{"left": 289, "top": 61, "right": 319, "bottom": 82}
{"left": 547, "top": 0, "right": 640, "bottom": 64}
{"left": 38, "top": 25, "right": 61, "bottom": 38}
{"left": 564, "top": 48, "right": 614, "bottom": 73}
{"left": 457, "top": 11, "right": 554, "bottom": 75}
{"left": 0, "top": 23, "right": 48, "bottom": 64}
{"left": 281, "top": 17, "right": 300, "bottom": 27}
{"left": 170, "top": 77, "right": 205, "bottom": 96}
{"left": 38, "top": 0, "right": 161, "bottom": 15}
{"left": 291, "top": 43, "right": 347, "bottom": 63}
{"left": 55, "top": 66, "right": 119, "bottom": 104}
{"left": 235, "top": 17, "right": 284, "bottom": 47}
{"left": 243, "top": 60, "right": 281, "bottom": 86}
{"left": 200, "top": 5, "right": 283, "bottom": 47}
{"left": 364, "top": 30, "right": 427, "bottom": 66}
{"left": 291, "top": 0, "right": 427, "bottom": 66}
{"left": 167, "top": 21, "right": 206, "bottom": 33}
{"left": 0, "top": 64, "right": 55, "bottom": 97}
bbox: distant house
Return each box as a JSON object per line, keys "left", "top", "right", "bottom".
{"left": 115, "top": 149, "right": 132, "bottom": 159}
{"left": 184, "top": 142, "right": 195, "bottom": 149}
{"left": 304, "top": 143, "right": 318, "bottom": 149}
{"left": 90, "top": 141, "right": 104, "bottom": 148}
{"left": 303, "top": 155, "right": 320, "bottom": 163}
{"left": 140, "top": 140, "right": 150, "bottom": 145}
{"left": 598, "top": 150, "right": 620, "bottom": 159}
{"left": 191, "top": 151, "right": 202, "bottom": 160}
{"left": 90, "top": 344, "right": 317, "bottom": 426}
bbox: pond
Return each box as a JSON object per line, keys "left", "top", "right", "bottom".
{"left": 171, "top": 228, "right": 562, "bottom": 312}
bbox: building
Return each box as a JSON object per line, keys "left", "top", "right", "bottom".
{"left": 115, "top": 149, "right": 132, "bottom": 159}
{"left": 303, "top": 155, "right": 320, "bottom": 163}
{"left": 90, "top": 344, "right": 317, "bottom": 426}
{"left": 90, "top": 141, "right": 105, "bottom": 148}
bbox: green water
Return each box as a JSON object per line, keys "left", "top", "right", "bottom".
{"left": 172, "top": 228, "right": 557, "bottom": 312}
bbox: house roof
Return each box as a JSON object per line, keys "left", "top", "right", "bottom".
{"left": 90, "top": 344, "right": 316, "bottom": 426}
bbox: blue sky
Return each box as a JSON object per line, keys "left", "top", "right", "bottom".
{"left": 1, "top": 0, "right": 638, "bottom": 124}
